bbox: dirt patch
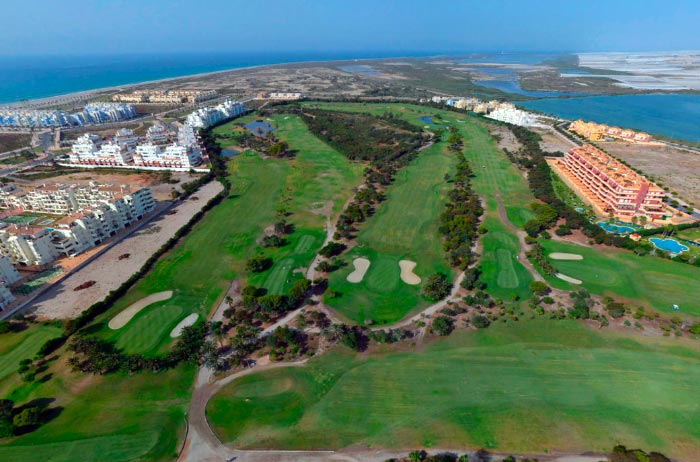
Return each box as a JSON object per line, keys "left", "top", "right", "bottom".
{"left": 170, "top": 313, "right": 199, "bottom": 338}
{"left": 549, "top": 252, "right": 583, "bottom": 261}
{"left": 489, "top": 125, "right": 522, "bottom": 152}
{"left": 600, "top": 140, "right": 700, "bottom": 206}
{"left": 532, "top": 127, "right": 577, "bottom": 153}
{"left": 556, "top": 273, "right": 582, "bottom": 285}
{"left": 347, "top": 258, "right": 370, "bottom": 283}
{"left": 399, "top": 260, "right": 421, "bottom": 285}
{"left": 108, "top": 290, "right": 173, "bottom": 330}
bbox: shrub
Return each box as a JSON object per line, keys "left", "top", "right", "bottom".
{"left": 422, "top": 273, "right": 452, "bottom": 300}
{"left": 432, "top": 316, "right": 454, "bottom": 336}
{"left": 470, "top": 314, "right": 491, "bottom": 329}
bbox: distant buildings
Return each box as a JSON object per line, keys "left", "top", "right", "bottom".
{"left": 569, "top": 120, "right": 652, "bottom": 143}
{"left": 113, "top": 89, "right": 217, "bottom": 104}
{"left": 485, "top": 103, "right": 543, "bottom": 127}
{"left": 0, "top": 103, "right": 136, "bottom": 128}
{"left": 549, "top": 144, "right": 666, "bottom": 222}
{"left": 186, "top": 99, "right": 247, "bottom": 129}
{"left": 258, "top": 92, "right": 304, "bottom": 101}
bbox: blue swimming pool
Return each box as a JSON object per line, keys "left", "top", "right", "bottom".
{"left": 650, "top": 238, "right": 689, "bottom": 254}
{"left": 597, "top": 221, "right": 636, "bottom": 235}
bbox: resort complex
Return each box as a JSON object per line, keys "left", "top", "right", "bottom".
{"left": 569, "top": 119, "right": 653, "bottom": 142}
{"left": 549, "top": 144, "right": 668, "bottom": 222}
{"left": 0, "top": 103, "right": 137, "bottom": 128}
{"left": 185, "top": 99, "right": 247, "bottom": 128}
{"left": 112, "top": 89, "right": 217, "bottom": 104}
{"left": 429, "top": 96, "right": 543, "bottom": 127}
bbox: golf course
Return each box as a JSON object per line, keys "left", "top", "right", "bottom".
{"left": 207, "top": 319, "right": 700, "bottom": 459}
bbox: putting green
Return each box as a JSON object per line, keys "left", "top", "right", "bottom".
{"left": 263, "top": 257, "right": 295, "bottom": 295}
{"left": 365, "top": 255, "right": 401, "bottom": 293}
{"left": 495, "top": 248, "right": 519, "bottom": 289}
{"left": 115, "top": 303, "right": 186, "bottom": 355}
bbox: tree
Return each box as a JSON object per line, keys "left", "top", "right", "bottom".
{"left": 529, "top": 281, "right": 550, "bottom": 296}
{"left": 422, "top": 273, "right": 452, "bottom": 300}
{"left": 0, "top": 399, "right": 14, "bottom": 437}
{"left": 319, "top": 242, "right": 347, "bottom": 258}
{"left": 470, "top": 314, "right": 490, "bottom": 329}
{"left": 246, "top": 255, "right": 272, "bottom": 273}
{"left": 13, "top": 407, "right": 40, "bottom": 429}
{"left": 432, "top": 316, "right": 454, "bottom": 336}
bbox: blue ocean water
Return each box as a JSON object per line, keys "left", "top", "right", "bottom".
{"left": 520, "top": 94, "right": 700, "bottom": 142}
{"left": 0, "top": 51, "right": 431, "bottom": 104}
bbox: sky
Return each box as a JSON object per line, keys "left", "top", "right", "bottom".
{"left": 2, "top": 0, "right": 699, "bottom": 55}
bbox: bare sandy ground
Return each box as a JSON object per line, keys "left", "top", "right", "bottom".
{"left": 399, "top": 260, "right": 421, "bottom": 285}
{"left": 170, "top": 313, "right": 199, "bottom": 338}
{"left": 556, "top": 273, "right": 582, "bottom": 285}
{"left": 25, "top": 181, "right": 223, "bottom": 319}
{"left": 549, "top": 252, "right": 584, "bottom": 261}
{"left": 108, "top": 291, "right": 173, "bottom": 329}
{"left": 532, "top": 127, "right": 577, "bottom": 153}
{"left": 600, "top": 141, "right": 700, "bottom": 206}
{"left": 346, "top": 258, "right": 370, "bottom": 283}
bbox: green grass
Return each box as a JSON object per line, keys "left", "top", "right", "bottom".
{"left": 305, "top": 102, "right": 536, "bottom": 302}
{"left": 207, "top": 319, "right": 700, "bottom": 459}
{"left": 0, "top": 325, "right": 62, "bottom": 382}
{"left": 540, "top": 239, "right": 700, "bottom": 316}
{"left": 114, "top": 302, "right": 187, "bottom": 355}
{"left": 326, "top": 140, "right": 455, "bottom": 324}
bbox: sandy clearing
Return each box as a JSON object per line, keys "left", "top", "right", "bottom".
{"left": 399, "top": 260, "right": 421, "bottom": 285}
{"left": 556, "top": 273, "right": 582, "bottom": 285}
{"left": 108, "top": 290, "right": 173, "bottom": 330}
{"left": 549, "top": 252, "right": 584, "bottom": 261}
{"left": 25, "top": 181, "right": 223, "bottom": 319}
{"left": 170, "top": 313, "right": 199, "bottom": 338}
{"left": 346, "top": 258, "right": 370, "bottom": 283}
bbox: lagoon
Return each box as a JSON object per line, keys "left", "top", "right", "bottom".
{"left": 520, "top": 94, "right": 700, "bottom": 142}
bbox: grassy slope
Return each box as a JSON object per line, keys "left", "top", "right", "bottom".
{"left": 541, "top": 239, "right": 700, "bottom": 316}
{"left": 327, "top": 139, "right": 455, "bottom": 324}
{"left": 207, "top": 319, "right": 700, "bottom": 459}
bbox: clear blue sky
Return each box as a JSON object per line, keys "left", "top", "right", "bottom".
{"left": 3, "top": 0, "right": 699, "bottom": 55}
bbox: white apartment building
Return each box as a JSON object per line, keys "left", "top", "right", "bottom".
{"left": 0, "top": 255, "right": 21, "bottom": 285}
{"left": 147, "top": 124, "right": 171, "bottom": 144}
{"left": 69, "top": 130, "right": 136, "bottom": 166}
{"left": 485, "top": 103, "right": 542, "bottom": 127}
{"left": 185, "top": 99, "right": 247, "bottom": 129}
{"left": 114, "top": 128, "right": 138, "bottom": 150}
{"left": 133, "top": 143, "right": 201, "bottom": 169}
{"left": 268, "top": 92, "right": 303, "bottom": 100}
{"left": 0, "top": 284, "right": 15, "bottom": 312}
{"left": 0, "top": 225, "right": 59, "bottom": 266}
{"left": 10, "top": 183, "right": 138, "bottom": 216}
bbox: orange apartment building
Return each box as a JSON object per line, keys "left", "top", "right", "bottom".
{"left": 569, "top": 120, "right": 652, "bottom": 143}
{"left": 549, "top": 144, "right": 666, "bottom": 222}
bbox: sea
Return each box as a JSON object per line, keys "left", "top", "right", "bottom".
{"left": 0, "top": 51, "right": 431, "bottom": 104}
{"left": 520, "top": 94, "right": 700, "bottom": 142}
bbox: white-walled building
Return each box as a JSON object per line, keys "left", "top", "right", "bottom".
{"left": 133, "top": 143, "right": 201, "bottom": 169}
{"left": 0, "top": 225, "right": 59, "bottom": 266}
{"left": 147, "top": 124, "right": 171, "bottom": 144}
{"left": 185, "top": 99, "right": 247, "bottom": 129}
{"left": 485, "top": 103, "right": 542, "bottom": 127}
{"left": 0, "top": 284, "right": 15, "bottom": 311}
{"left": 0, "top": 255, "right": 21, "bottom": 285}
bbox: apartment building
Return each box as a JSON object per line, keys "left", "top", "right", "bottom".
{"left": 551, "top": 144, "right": 665, "bottom": 221}
{"left": 569, "top": 120, "right": 652, "bottom": 142}
{"left": 0, "top": 225, "right": 59, "bottom": 266}
{"left": 0, "top": 255, "right": 21, "bottom": 285}
{"left": 133, "top": 143, "right": 201, "bottom": 169}
{"left": 147, "top": 124, "right": 171, "bottom": 144}
{"left": 185, "top": 99, "right": 246, "bottom": 128}
{"left": 113, "top": 90, "right": 217, "bottom": 104}
{"left": 0, "top": 284, "right": 15, "bottom": 312}
{"left": 485, "top": 103, "right": 541, "bottom": 127}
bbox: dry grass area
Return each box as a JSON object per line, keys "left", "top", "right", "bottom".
{"left": 24, "top": 181, "right": 223, "bottom": 319}
{"left": 0, "top": 133, "right": 32, "bottom": 153}
{"left": 23, "top": 170, "right": 202, "bottom": 201}
{"left": 600, "top": 140, "right": 700, "bottom": 206}
{"left": 488, "top": 125, "right": 522, "bottom": 152}
{"left": 532, "top": 127, "right": 577, "bottom": 153}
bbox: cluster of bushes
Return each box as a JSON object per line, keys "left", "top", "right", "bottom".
{"left": 439, "top": 152, "right": 483, "bottom": 269}
{"left": 422, "top": 273, "right": 453, "bottom": 300}
{"left": 367, "top": 328, "right": 412, "bottom": 344}
{"left": 386, "top": 448, "right": 495, "bottom": 462}
{"left": 66, "top": 322, "right": 209, "bottom": 375}
{"left": 525, "top": 241, "right": 557, "bottom": 276}
{"left": 568, "top": 289, "right": 593, "bottom": 319}
{"left": 265, "top": 325, "right": 307, "bottom": 361}
{"left": 610, "top": 445, "right": 670, "bottom": 462}
{"left": 431, "top": 316, "right": 455, "bottom": 336}
{"left": 0, "top": 398, "right": 56, "bottom": 438}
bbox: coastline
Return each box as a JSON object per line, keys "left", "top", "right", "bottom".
{"left": 1, "top": 53, "right": 438, "bottom": 109}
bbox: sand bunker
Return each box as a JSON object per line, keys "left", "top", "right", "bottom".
{"left": 399, "top": 260, "right": 421, "bottom": 285}
{"left": 347, "top": 258, "right": 370, "bottom": 283}
{"left": 556, "top": 273, "right": 582, "bottom": 285}
{"left": 170, "top": 313, "right": 199, "bottom": 338}
{"left": 549, "top": 252, "right": 584, "bottom": 261}
{"left": 108, "top": 291, "right": 173, "bottom": 330}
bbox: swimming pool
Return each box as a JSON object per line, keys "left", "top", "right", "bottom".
{"left": 650, "top": 238, "right": 689, "bottom": 254}
{"left": 597, "top": 221, "right": 636, "bottom": 234}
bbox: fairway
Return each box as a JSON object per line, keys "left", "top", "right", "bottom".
{"left": 207, "top": 320, "right": 700, "bottom": 459}
{"left": 541, "top": 239, "right": 700, "bottom": 316}
{"left": 326, "top": 139, "right": 455, "bottom": 324}
{"left": 0, "top": 325, "right": 62, "bottom": 381}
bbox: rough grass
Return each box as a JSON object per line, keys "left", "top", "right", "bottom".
{"left": 207, "top": 319, "right": 700, "bottom": 459}
{"left": 541, "top": 239, "right": 700, "bottom": 316}
{"left": 0, "top": 325, "right": 62, "bottom": 381}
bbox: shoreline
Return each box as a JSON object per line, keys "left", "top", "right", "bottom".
{"left": 1, "top": 54, "right": 441, "bottom": 109}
